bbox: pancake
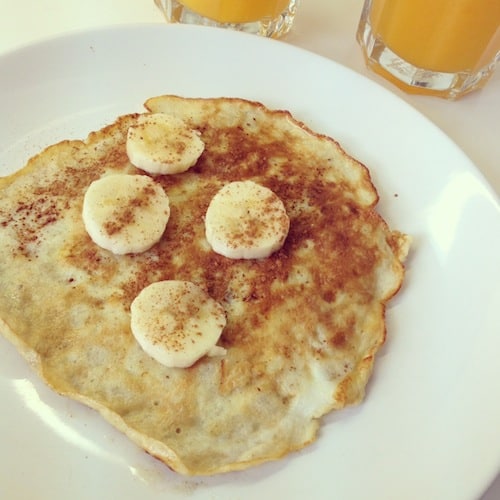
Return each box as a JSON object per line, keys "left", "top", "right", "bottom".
{"left": 0, "top": 95, "right": 409, "bottom": 475}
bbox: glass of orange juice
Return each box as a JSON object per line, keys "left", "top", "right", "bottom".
{"left": 356, "top": 0, "right": 500, "bottom": 99}
{"left": 155, "top": 0, "right": 299, "bottom": 39}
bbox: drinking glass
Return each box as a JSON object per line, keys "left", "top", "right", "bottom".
{"left": 155, "top": 0, "right": 300, "bottom": 39}
{"left": 357, "top": 0, "right": 500, "bottom": 99}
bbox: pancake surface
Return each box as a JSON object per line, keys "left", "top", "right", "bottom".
{"left": 0, "top": 95, "right": 409, "bottom": 475}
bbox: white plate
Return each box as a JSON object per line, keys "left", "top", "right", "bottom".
{"left": 0, "top": 24, "right": 499, "bottom": 500}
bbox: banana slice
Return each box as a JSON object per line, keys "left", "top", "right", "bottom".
{"left": 205, "top": 180, "right": 290, "bottom": 259}
{"left": 82, "top": 174, "right": 170, "bottom": 255}
{"left": 130, "top": 280, "right": 227, "bottom": 368}
{"left": 126, "top": 113, "right": 205, "bottom": 175}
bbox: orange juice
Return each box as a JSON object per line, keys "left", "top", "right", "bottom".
{"left": 178, "top": 0, "right": 291, "bottom": 24}
{"left": 358, "top": 0, "right": 500, "bottom": 98}
{"left": 369, "top": 0, "right": 500, "bottom": 73}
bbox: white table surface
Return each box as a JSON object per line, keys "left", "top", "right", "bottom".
{"left": 0, "top": 0, "right": 498, "bottom": 498}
